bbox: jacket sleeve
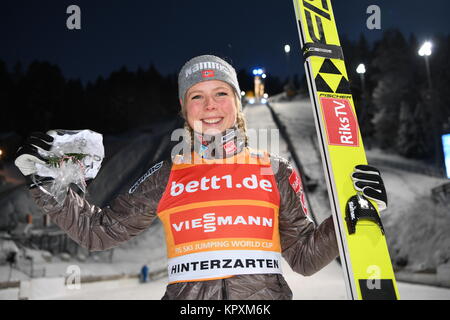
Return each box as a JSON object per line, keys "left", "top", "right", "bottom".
{"left": 273, "top": 156, "right": 339, "bottom": 276}
{"left": 29, "top": 160, "right": 170, "bottom": 252}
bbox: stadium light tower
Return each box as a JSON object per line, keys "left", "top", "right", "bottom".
{"left": 356, "top": 63, "right": 366, "bottom": 95}
{"left": 418, "top": 41, "right": 433, "bottom": 90}
{"left": 418, "top": 41, "right": 443, "bottom": 174}
{"left": 356, "top": 63, "right": 366, "bottom": 75}
{"left": 284, "top": 44, "right": 291, "bottom": 84}
{"left": 284, "top": 44, "right": 291, "bottom": 54}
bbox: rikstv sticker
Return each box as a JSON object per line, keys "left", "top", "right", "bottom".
{"left": 320, "top": 97, "right": 359, "bottom": 147}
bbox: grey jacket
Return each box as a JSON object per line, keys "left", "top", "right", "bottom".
{"left": 30, "top": 134, "right": 339, "bottom": 300}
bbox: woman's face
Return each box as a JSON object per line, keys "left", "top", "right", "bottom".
{"left": 184, "top": 80, "right": 237, "bottom": 135}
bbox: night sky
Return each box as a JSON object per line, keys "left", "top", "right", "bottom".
{"left": 1, "top": 0, "right": 449, "bottom": 83}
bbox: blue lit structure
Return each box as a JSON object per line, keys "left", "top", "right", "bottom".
{"left": 443, "top": 133, "right": 450, "bottom": 178}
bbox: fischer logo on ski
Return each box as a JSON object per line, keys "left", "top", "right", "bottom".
{"left": 297, "top": 0, "right": 344, "bottom": 60}
{"left": 302, "top": 0, "right": 330, "bottom": 43}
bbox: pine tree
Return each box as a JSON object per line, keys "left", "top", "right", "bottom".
{"left": 371, "top": 30, "right": 414, "bottom": 150}
{"left": 396, "top": 101, "right": 431, "bottom": 158}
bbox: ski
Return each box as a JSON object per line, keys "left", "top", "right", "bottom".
{"left": 292, "top": 0, "right": 400, "bottom": 300}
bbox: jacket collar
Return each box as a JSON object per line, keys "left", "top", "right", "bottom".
{"left": 191, "top": 125, "right": 246, "bottom": 160}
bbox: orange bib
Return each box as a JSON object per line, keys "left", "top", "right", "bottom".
{"left": 157, "top": 148, "right": 282, "bottom": 283}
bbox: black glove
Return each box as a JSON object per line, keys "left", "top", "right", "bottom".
{"left": 14, "top": 132, "right": 55, "bottom": 188}
{"left": 351, "top": 165, "right": 388, "bottom": 211}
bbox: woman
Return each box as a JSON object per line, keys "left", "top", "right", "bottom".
{"left": 15, "top": 55, "right": 388, "bottom": 300}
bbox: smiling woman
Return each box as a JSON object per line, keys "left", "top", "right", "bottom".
{"left": 177, "top": 55, "right": 247, "bottom": 142}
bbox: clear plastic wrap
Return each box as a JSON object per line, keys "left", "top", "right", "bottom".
{"left": 33, "top": 129, "right": 104, "bottom": 207}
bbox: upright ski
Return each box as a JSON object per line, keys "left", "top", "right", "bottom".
{"left": 292, "top": 0, "right": 400, "bottom": 300}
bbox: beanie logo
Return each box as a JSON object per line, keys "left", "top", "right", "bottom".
{"left": 185, "top": 62, "right": 230, "bottom": 78}
{"left": 202, "top": 70, "right": 215, "bottom": 78}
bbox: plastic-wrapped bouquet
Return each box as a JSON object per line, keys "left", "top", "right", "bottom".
{"left": 34, "top": 129, "right": 104, "bottom": 206}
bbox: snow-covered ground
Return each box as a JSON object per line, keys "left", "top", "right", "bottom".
{"left": 3, "top": 250, "right": 448, "bottom": 300}
{"left": 1, "top": 96, "right": 449, "bottom": 300}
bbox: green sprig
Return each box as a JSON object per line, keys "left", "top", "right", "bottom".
{"left": 47, "top": 153, "right": 87, "bottom": 167}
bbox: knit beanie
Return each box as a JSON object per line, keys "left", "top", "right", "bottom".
{"left": 178, "top": 55, "right": 241, "bottom": 107}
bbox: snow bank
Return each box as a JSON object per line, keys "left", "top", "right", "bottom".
{"left": 386, "top": 196, "right": 450, "bottom": 272}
